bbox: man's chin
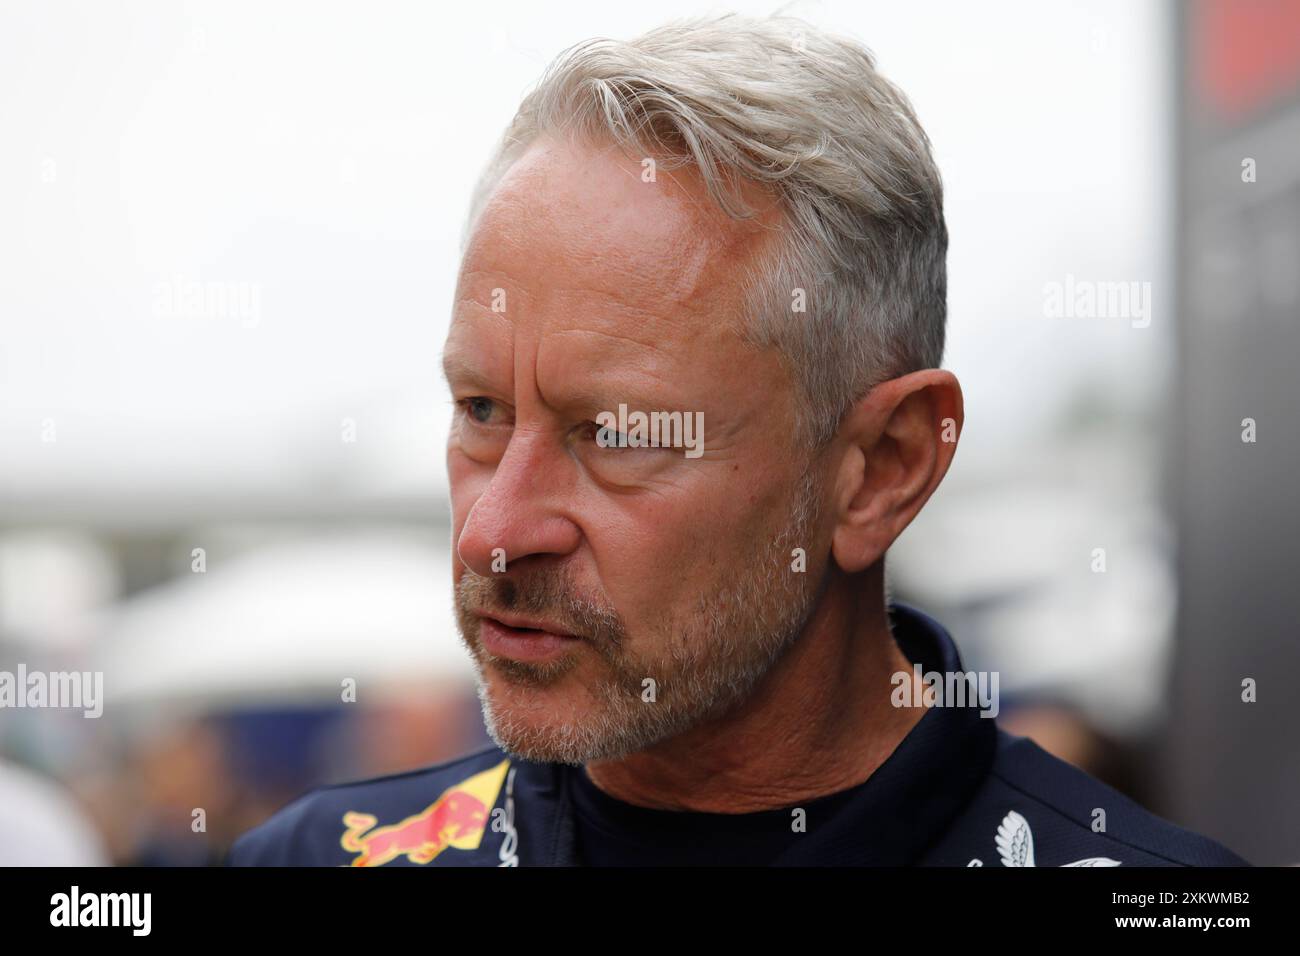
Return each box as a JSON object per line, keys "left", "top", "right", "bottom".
{"left": 473, "top": 671, "right": 664, "bottom": 765}
{"left": 474, "top": 670, "right": 587, "bottom": 761}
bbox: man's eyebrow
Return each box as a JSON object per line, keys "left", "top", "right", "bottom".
{"left": 442, "top": 348, "right": 700, "bottom": 416}
{"left": 547, "top": 373, "right": 696, "bottom": 420}
{"left": 440, "top": 352, "right": 493, "bottom": 388}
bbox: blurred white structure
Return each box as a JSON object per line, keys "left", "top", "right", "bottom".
{"left": 0, "top": 761, "right": 108, "bottom": 866}
{"left": 99, "top": 533, "right": 475, "bottom": 708}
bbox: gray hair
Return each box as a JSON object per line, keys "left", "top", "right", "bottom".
{"left": 463, "top": 12, "right": 947, "bottom": 448}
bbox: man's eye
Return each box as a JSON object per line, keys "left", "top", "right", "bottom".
{"left": 590, "top": 421, "right": 635, "bottom": 448}
{"left": 458, "top": 397, "right": 497, "bottom": 424}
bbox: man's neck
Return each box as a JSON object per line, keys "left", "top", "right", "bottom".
{"left": 582, "top": 563, "right": 926, "bottom": 812}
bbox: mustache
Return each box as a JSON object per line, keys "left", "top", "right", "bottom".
{"left": 455, "top": 569, "right": 627, "bottom": 648}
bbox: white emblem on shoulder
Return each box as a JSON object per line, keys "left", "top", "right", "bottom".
{"left": 994, "top": 810, "right": 1121, "bottom": 867}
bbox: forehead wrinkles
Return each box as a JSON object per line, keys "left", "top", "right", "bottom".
{"left": 477, "top": 202, "right": 739, "bottom": 326}
{"left": 470, "top": 136, "right": 780, "bottom": 319}
{"left": 479, "top": 232, "right": 763, "bottom": 386}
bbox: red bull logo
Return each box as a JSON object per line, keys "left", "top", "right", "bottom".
{"left": 340, "top": 760, "right": 510, "bottom": 867}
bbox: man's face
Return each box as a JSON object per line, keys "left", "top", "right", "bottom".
{"left": 444, "top": 134, "right": 825, "bottom": 764}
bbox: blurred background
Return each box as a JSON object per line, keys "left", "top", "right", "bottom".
{"left": 1, "top": 0, "right": 1296, "bottom": 865}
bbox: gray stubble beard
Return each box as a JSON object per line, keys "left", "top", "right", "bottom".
{"left": 453, "top": 466, "right": 823, "bottom": 765}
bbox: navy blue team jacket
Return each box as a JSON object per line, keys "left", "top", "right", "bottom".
{"left": 228, "top": 603, "right": 1249, "bottom": 867}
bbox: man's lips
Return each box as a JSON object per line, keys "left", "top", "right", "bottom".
{"left": 481, "top": 610, "right": 577, "bottom": 636}
{"left": 476, "top": 612, "right": 581, "bottom": 664}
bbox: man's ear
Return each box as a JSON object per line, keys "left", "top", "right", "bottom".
{"left": 829, "top": 369, "right": 963, "bottom": 573}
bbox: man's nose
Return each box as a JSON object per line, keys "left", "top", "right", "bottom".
{"left": 456, "top": 426, "right": 581, "bottom": 577}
